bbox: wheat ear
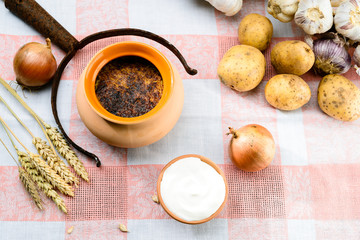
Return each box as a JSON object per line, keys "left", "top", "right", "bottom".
{"left": 0, "top": 136, "right": 43, "bottom": 210}
{"left": 33, "top": 137, "right": 79, "bottom": 186}
{"left": 0, "top": 89, "right": 78, "bottom": 187}
{"left": 18, "top": 167, "right": 43, "bottom": 210}
{"left": 44, "top": 124, "right": 89, "bottom": 182}
{"left": 17, "top": 149, "right": 68, "bottom": 213}
{"left": 0, "top": 115, "right": 73, "bottom": 196}
{"left": 29, "top": 153, "right": 74, "bottom": 197}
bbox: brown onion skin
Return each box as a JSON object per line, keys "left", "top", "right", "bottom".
{"left": 13, "top": 39, "right": 57, "bottom": 88}
{"left": 228, "top": 124, "right": 275, "bottom": 172}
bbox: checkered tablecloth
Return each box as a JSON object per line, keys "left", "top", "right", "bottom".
{"left": 1, "top": 0, "right": 360, "bottom": 239}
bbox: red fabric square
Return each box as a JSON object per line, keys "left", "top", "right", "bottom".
{"left": 158, "top": 35, "right": 220, "bottom": 80}
{"left": 218, "top": 36, "right": 238, "bottom": 60}
{"left": 65, "top": 166, "right": 128, "bottom": 221}
{"left": 127, "top": 165, "right": 169, "bottom": 219}
{"left": 224, "top": 164, "right": 286, "bottom": 218}
{"left": 309, "top": 164, "right": 360, "bottom": 220}
{"left": 76, "top": 0, "right": 129, "bottom": 35}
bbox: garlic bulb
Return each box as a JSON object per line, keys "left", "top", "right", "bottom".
{"left": 267, "top": 0, "right": 300, "bottom": 22}
{"left": 304, "top": 32, "right": 351, "bottom": 75}
{"left": 334, "top": 0, "right": 360, "bottom": 41}
{"left": 312, "top": 38, "right": 351, "bottom": 75}
{"left": 331, "top": 0, "right": 347, "bottom": 14}
{"left": 295, "top": 0, "right": 333, "bottom": 35}
{"left": 205, "top": 0, "right": 243, "bottom": 16}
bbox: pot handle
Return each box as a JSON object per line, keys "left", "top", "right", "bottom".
{"left": 78, "top": 28, "right": 198, "bottom": 75}
{"left": 4, "top": 0, "right": 79, "bottom": 52}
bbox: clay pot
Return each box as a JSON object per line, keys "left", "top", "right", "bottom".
{"left": 156, "top": 154, "right": 229, "bottom": 224}
{"left": 76, "top": 41, "right": 183, "bottom": 148}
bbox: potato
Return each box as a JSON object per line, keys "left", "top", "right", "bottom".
{"left": 265, "top": 74, "right": 311, "bottom": 110}
{"left": 271, "top": 40, "right": 315, "bottom": 75}
{"left": 317, "top": 74, "right": 360, "bottom": 121}
{"left": 217, "top": 45, "right": 266, "bottom": 92}
{"left": 238, "top": 13, "right": 273, "bottom": 51}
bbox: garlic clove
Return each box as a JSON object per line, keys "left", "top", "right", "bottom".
{"left": 151, "top": 194, "right": 160, "bottom": 204}
{"left": 334, "top": 0, "right": 360, "bottom": 41}
{"left": 271, "top": 11, "right": 295, "bottom": 22}
{"left": 119, "top": 224, "right": 129, "bottom": 232}
{"left": 353, "top": 45, "right": 360, "bottom": 76}
{"left": 267, "top": 0, "right": 300, "bottom": 23}
{"left": 304, "top": 34, "right": 314, "bottom": 49}
{"left": 67, "top": 226, "right": 74, "bottom": 234}
{"left": 331, "top": 0, "right": 347, "bottom": 7}
{"left": 295, "top": 0, "right": 333, "bottom": 35}
{"left": 331, "top": 0, "right": 347, "bottom": 14}
{"left": 205, "top": 0, "right": 243, "bottom": 16}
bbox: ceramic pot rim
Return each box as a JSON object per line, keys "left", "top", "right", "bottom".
{"left": 84, "top": 41, "right": 174, "bottom": 125}
{"left": 156, "top": 154, "right": 229, "bottom": 225}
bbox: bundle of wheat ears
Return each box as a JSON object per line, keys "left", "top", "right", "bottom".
{"left": 0, "top": 77, "right": 90, "bottom": 213}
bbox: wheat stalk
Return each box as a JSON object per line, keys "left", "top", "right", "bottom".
{"left": 0, "top": 91, "right": 79, "bottom": 187}
{"left": 29, "top": 153, "right": 74, "bottom": 197}
{"left": 0, "top": 114, "right": 74, "bottom": 200}
{"left": 44, "top": 123, "right": 89, "bottom": 182}
{"left": 17, "top": 149, "right": 68, "bottom": 213}
{"left": 0, "top": 136, "right": 43, "bottom": 210}
{"left": 33, "top": 137, "right": 79, "bottom": 186}
{"left": 18, "top": 167, "right": 43, "bottom": 210}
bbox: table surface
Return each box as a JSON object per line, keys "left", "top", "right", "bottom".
{"left": 1, "top": 0, "right": 360, "bottom": 239}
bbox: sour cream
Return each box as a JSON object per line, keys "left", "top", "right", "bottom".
{"left": 160, "top": 157, "right": 226, "bottom": 222}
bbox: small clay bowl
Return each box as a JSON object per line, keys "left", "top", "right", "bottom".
{"left": 77, "top": 41, "right": 184, "bottom": 148}
{"left": 156, "top": 154, "right": 228, "bottom": 225}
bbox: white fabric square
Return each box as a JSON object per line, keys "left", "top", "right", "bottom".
{"left": 314, "top": 220, "right": 360, "bottom": 240}
{"left": 0, "top": 0, "right": 76, "bottom": 36}
{"left": 276, "top": 109, "right": 309, "bottom": 166}
{"left": 128, "top": 0, "right": 218, "bottom": 35}
{"left": 128, "top": 79, "right": 224, "bottom": 165}
{"left": 127, "top": 219, "right": 228, "bottom": 240}
{"left": 0, "top": 221, "right": 65, "bottom": 240}
{"left": 287, "top": 219, "right": 316, "bottom": 240}
{"left": 266, "top": 14, "right": 296, "bottom": 38}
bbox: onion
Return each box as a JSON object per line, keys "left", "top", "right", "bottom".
{"left": 227, "top": 124, "right": 275, "bottom": 172}
{"left": 13, "top": 38, "right": 57, "bottom": 88}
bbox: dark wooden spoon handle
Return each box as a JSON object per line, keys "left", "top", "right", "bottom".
{"left": 4, "top": 0, "right": 79, "bottom": 52}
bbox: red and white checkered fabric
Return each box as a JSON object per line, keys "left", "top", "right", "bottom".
{"left": 1, "top": 0, "right": 360, "bottom": 239}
